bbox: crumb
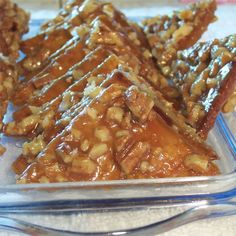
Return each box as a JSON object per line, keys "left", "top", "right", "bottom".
{"left": 0, "top": 144, "right": 6, "bottom": 156}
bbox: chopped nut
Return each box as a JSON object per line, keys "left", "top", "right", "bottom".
{"left": 206, "top": 78, "right": 217, "bottom": 89}
{"left": 71, "top": 128, "right": 82, "bottom": 140}
{"left": 80, "top": 0, "right": 99, "bottom": 17}
{"left": 0, "top": 144, "right": 6, "bottom": 156}
{"left": 172, "top": 24, "right": 193, "bottom": 42}
{"left": 39, "top": 176, "right": 50, "bottom": 183}
{"left": 128, "top": 32, "right": 140, "bottom": 46}
{"left": 162, "top": 66, "right": 171, "bottom": 76}
{"left": 189, "top": 104, "right": 205, "bottom": 124}
{"left": 4, "top": 114, "right": 41, "bottom": 136}
{"left": 17, "top": 179, "right": 27, "bottom": 184}
{"left": 71, "top": 157, "right": 97, "bottom": 175}
{"left": 184, "top": 154, "right": 209, "bottom": 173}
{"left": 23, "top": 135, "right": 46, "bottom": 156}
{"left": 72, "top": 69, "right": 84, "bottom": 80}
{"left": 115, "top": 130, "right": 129, "bottom": 138}
{"left": 41, "top": 110, "right": 55, "bottom": 129}
{"left": 220, "top": 51, "right": 232, "bottom": 66}
{"left": 63, "top": 134, "right": 74, "bottom": 142}
{"left": 209, "top": 61, "right": 219, "bottom": 77}
{"left": 190, "top": 77, "right": 206, "bottom": 97}
{"left": 140, "top": 161, "right": 154, "bottom": 173}
{"left": 55, "top": 175, "right": 67, "bottom": 182}
{"left": 222, "top": 89, "right": 236, "bottom": 113}
{"left": 120, "top": 142, "right": 150, "bottom": 174}
{"left": 84, "top": 81, "right": 102, "bottom": 98}
{"left": 29, "top": 106, "right": 41, "bottom": 114}
{"left": 59, "top": 91, "right": 74, "bottom": 112}
{"left": 143, "top": 49, "right": 152, "bottom": 59}
{"left": 87, "top": 107, "right": 98, "bottom": 120}
{"left": 21, "top": 115, "right": 40, "bottom": 129}
{"left": 103, "top": 32, "right": 123, "bottom": 47}
{"left": 87, "top": 76, "right": 97, "bottom": 83}
{"left": 80, "top": 139, "right": 90, "bottom": 152}
{"left": 106, "top": 106, "right": 124, "bottom": 124}
{"left": 178, "top": 9, "right": 193, "bottom": 20}
{"left": 56, "top": 148, "right": 74, "bottom": 164}
{"left": 125, "top": 86, "right": 154, "bottom": 122}
{"left": 89, "top": 143, "right": 108, "bottom": 160}
{"left": 95, "top": 127, "right": 110, "bottom": 142}
{"left": 74, "top": 25, "right": 90, "bottom": 38}
{"left": 152, "top": 147, "right": 163, "bottom": 157}
{"left": 102, "top": 4, "right": 115, "bottom": 18}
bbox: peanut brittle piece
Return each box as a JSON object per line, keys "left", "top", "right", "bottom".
{"left": 13, "top": 13, "right": 161, "bottom": 106}
{"left": 5, "top": 53, "right": 120, "bottom": 137}
{"left": 15, "top": 83, "right": 219, "bottom": 184}
{"left": 0, "top": 144, "right": 6, "bottom": 156}
{"left": 0, "top": 55, "right": 18, "bottom": 101}
{"left": 20, "top": 0, "right": 153, "bottom": 78}
{"left": 170, "top": 35, "right": 236, "bottom": 138}
{"left": 40, "top": 0, "right": 84, "bottom": 32}
{"left": 222, "top": 87, "right": 236, "bottom": 113}
{"left": 13, "top": 36, "right": 88, "bottom": 105}
{"left": 11, "top": 70, "right": 122, "bottom": 174}
{"left": 19, "top": 29, "right": 74, "bottom": 77}
{"left": 85, "top": 14, "right": 164, "bottom": 89}
{"left": 0, "top": 0, "right": 29, "bottom": 59}
{"left": 0, "top": 54, "right": 18, "bottom": 129}
{"left": 143, "top": 0, "right": 216, "bottom": 75}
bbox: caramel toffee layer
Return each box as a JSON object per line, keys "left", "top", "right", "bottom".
{"left": 1, "top": 0, "right": 236, "bottom": 183}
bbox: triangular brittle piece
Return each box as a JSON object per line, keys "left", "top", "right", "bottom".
{"left": 142, "top": 0, "right": 236, "bottom": 139}
{"left": 143, "top": 0, "right": 216, "bottom": 75}
{"left": 169, "top": 35, "right": 236, "bottom": 138}
{"left": 5, "top": 51, "right": 121, "bottom": 137}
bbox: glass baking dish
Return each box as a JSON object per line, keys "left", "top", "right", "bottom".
{"left": 0, "top": 0, "right": 236, "bottom": 214}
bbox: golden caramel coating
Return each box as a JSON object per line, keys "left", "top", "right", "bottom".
{"left": 16, "top": 81, "right": 219, "bottom": 184}
{"left": 143, "top": 0, "right": 217, "bottom": 75}
{"left": 143, "top": 0, "right": 236, "bottom": 138}
{"left": 5, "top": 0, "right": 236, "bottom": 184}
{"left": 222, "top": 88, "right": 236, "bottom": 113}
{"left": 0, "top": 0, "right": 29, "bottom": 58}
{"left": 0, "top": 54, "right": 18, "bottom": 130}
{"left": 170, "top": 35, "right": 236, "bottom": 138}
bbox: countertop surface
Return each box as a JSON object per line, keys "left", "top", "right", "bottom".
{"left": 1, "top": 1, "right": 236, "bottom": 235}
